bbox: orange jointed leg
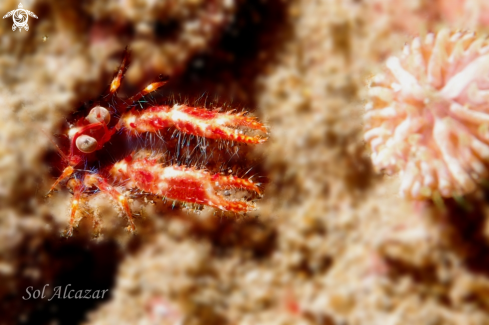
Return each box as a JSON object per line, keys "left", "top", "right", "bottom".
{"left": 47, "top": 166, "right": 74, "bottom": 196}
{"left": 66, "top": 178, "right": 84, "bottom": 236}
{"left": 84, "top": 174, "right": 135, "bottom": 232}
{"left": 121, "top": 104, "right": 268, "bottom": 144}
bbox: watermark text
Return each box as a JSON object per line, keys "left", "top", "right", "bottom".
{"left": 22, "top": 284, "right": 109, "bottom": 301}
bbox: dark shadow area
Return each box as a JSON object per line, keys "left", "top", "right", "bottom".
{"left": 382, "top": 196, "right": 489, "bottom": 278}
{"left": 155, "top": 0, "right": 290, "bottom": 110}
{"left": 199, "top": 216, "right": 277, "bottom": 260}
{"left": 439, "top": 198, "right": 489, "bottom": 276}
{"left": 343, "top": 141, "right": 379, "bottom": 194}
{"left": 0, "top": 230, "right": 121, "bottom": 325}
{"left": 383, "top": 197, "right": 489, "bottom": 278}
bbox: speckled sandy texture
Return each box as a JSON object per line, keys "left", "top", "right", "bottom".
{"left": 83, "top": 1, "right": 489, "bottom": 325}
{"left": 87, "top": 0, "right": 236, "bottom": 83}
{"left": 4, "top": 0, "right": 489, "bottom": 324}
{"left": 0, "top": 2, "right": 115, "bottom": 318}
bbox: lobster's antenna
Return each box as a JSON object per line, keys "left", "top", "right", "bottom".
{"left": 40, "top": 128, "right": 68, "bottom": 163}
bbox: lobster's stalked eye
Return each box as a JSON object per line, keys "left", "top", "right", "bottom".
{"left": 76, "top": 135, "right": 98, "bottom": 153}
{"left": 86, "top": 106, "right": 110, "bottom": 125}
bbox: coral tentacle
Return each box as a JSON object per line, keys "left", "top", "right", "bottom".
{"left": 365, "top": 29, "right": 489, "bottom": 199}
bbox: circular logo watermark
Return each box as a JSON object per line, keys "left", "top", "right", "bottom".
{"left": 3, "top": 3, "right": 38, "bottom": 32}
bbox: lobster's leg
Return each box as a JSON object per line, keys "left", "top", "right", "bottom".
{"left": 66, "top": 178, "right": 84, "bottom": 236}
{"left": 47, "top": 166, "right": 74, "bottom": 197}
{"left": 84, "top": 174, "right": 135, "bottom": 232}
{"left": 121, "top": 104, "right": 268, "bottom": 144}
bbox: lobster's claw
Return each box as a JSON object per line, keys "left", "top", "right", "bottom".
{"left": 208, "top": 173, "right": 261, "bottom": 212}
{"left": 122, "top": 105, "right": 268, "bottom": 144}
{"left": 111, "top": 159, "right": 261, "bottom": 213}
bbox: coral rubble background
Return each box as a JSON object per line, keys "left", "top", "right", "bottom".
{"left": 2, "top": 0, "right": 489, "bottom": 324}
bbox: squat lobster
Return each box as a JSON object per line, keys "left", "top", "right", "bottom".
{"left": 47, "top": 50, "right": 268, "bottom": 235}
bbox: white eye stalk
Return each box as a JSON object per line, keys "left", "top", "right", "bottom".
{"left": 86, "top": 106, "right": 111, "bottom": 125}
{"left": 76, "top": 135, "right": 98, "bottom": 153}
{"left": 68, "top": 127, "right": 81, "bottom": 139}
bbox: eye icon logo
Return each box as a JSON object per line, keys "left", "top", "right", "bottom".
{"left": 3, "top": 3, "right": 38, "bottom": 32}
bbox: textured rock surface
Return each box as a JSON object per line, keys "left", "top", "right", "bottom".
{"left": 2, "top": 0, "right": 489, "bottom": 325}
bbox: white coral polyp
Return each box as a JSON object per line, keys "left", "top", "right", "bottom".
{"left": 365, "top": 29, "right": 489, "bottom": 199}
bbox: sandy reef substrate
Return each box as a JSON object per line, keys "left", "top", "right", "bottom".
{"left": 2, "top": 0, "right": 489, "bottom": 324}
